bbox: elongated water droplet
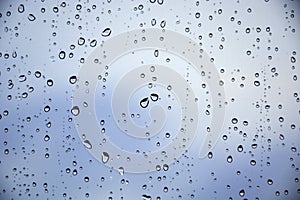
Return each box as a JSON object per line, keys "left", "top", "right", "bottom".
{"left": 140, "top": 97, "right": 149, "bottom": 108}
{"left": 18, "top": 4, "right": 25, "bottom": 13}
{"left": 101, "top": 28, "right": 111, "bottom": 37}
{"left": 141, "top": 194, "right": 152, "bottom": 200}
{"left": 118, "top": 167, "right": 124, "bottom": 175}
{"left": 18, "top": 75, "right": 27, "bottom": 82}
{"left": 28, "top": 14, "right": 36, "bottom": 21}
{"left": 83, "top": 140, "right": 92, "bottom": 149}
{"left": 102, "top": 152, "right": 109, "bottom": 163}
{"left": 154, "top": 49, "right": 159, "bottom": 57}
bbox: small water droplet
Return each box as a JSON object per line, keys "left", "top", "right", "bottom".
{"left": 101, "top": 28, "right": 112, "bottom": 37}
{"left": 254, "top": 80, "right": 260, "bottom": 86}
{"left": 231, "top": 118, "right": 238, "bottom": 124}
{"left": 154, "top": 49, "right": 159, "bottom": 57}
{"left": 150, "top": 93, "right": 159, "bottom": 101}
{"left": 34, "top": 71, "right": 41, "bottom": 78}
{"left": 78, "top": 37, "right": 85, "bottom": 45}
{"left": 208, "top": 151, "right": 213, "bottom": 159}
{"left": 140, "top": 97, "right": 149, "bottom": 108}
{"left": 250, "top": 160, "right": 256, "bottom": 166}
{"left": 90, "top": 39, "right": 97, "bottom": 47}
{"left": 291, "top": 56, "right": 296, "bottom": 63}
{"left": 267, "top": 179, "right": 273, "bottom": 185}
{"left": 102, "top": 152, "right": 109, "bottom": 163}
{"left": 47, "top": 79, "right": 53, "bottom": 86}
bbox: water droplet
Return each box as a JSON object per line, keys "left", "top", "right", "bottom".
{"left": 84, "top": 176, "right": 89, "bottom": 182}
{"left": 141, "top": 194, "right": 152, "bottom": 200}
{"left": 231, "top": 118, "right": 238, "bottom": 124}
{"left": 140, "top": 97, "right": 149, "bottom": 108}
{"left": 71, "top": 106, "right": 80, "bottom": 116}
{"left": 34, "top": 71, "right": 41, "bottom": 78}
{"left": 291, "top": 146, "right": 297, "bottom": 152}
{"left": 102, "top": 152, "right": 109, "bottom": 163}
{"left": 118, "top": 167, "right": 124, "bottom": 175}
{"left": 58, "top": 51, "right": 66, "bottom": 59}
{"left": 291, "top": 56, "right": 296, "bottom": 63}
{"left": 150, "top": 93, "right": 159, "bottom": 101}
{"left": 4, "top": 149, "right": 9, "bottom": 155}
{"left": 162, "top": 164, "right": 169, "bottom": 171}
{"left": 83, "top": 140, "right": 92, "bottom": 149}
{"left": 279, "top": 134, "right": 285, "bottom": 140}
{"left": 69, "top": 76, "right": 77, "bottom": 84}
{"left": 151, "top": 18, "right": 156, "bottom": 26}
{"left": 90, "top": 39, "right": 97, "bottom": 47}
{"left": 154, "top": 49, "right": 159, "bottom": 57}
{"left": 28, "top": 14, "right": 36, "bottom": 21}
{"left": 78, "top": 37, "right": 85, "bottom": 45}
{"left": 72, "top": 169, "right": 78, "bottom": 176}
{"left": 101, "top": 28, "right": 112, "bottom": 37}
{"left": 208, "top": 151, "right": 213, "bottom": 159}
{"left": 44, "top": 105, "right": 50, "bottom": 112}
{"left": 160, "top": 20, "right": 166, "bottom": 28}
{"left": 47, "top": 79, "right": 53, "bottom": 86}
{"left": 237, "top": 145, "right": 243, "bottom": 152}
{"left": 254, "top": 80, "right": 260, "bottom": 86}
{"left": 18, "top": 4, "right": 25, "bottom": 13}
{"left": 267, "top": 179, "right": 273, "bottom": 185}
{"left": 18, "top": 74, "right": 27, "bottom": 82}
{"left": 250, "top": 160, "right": 256, "bottom": 166}
{"left": 239, "top": 189, "right": 245, "bottom": 197}
{"left": 227, "top": 155, "right": 233, "bottom": 163}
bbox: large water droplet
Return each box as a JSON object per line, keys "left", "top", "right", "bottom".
{"left": 140, "top": 97, "right": 149, "bottom": 108}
